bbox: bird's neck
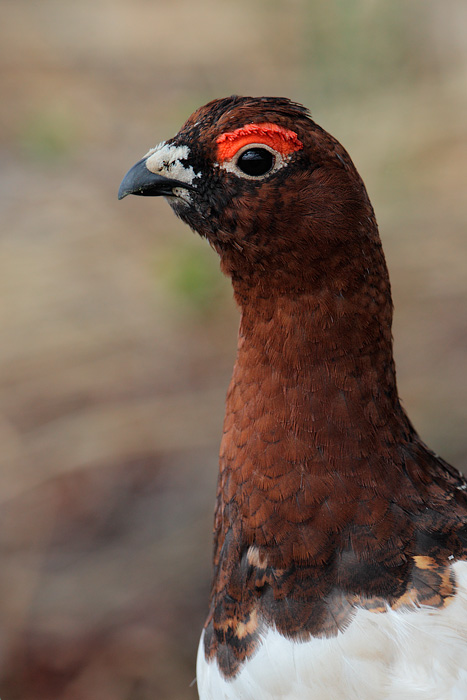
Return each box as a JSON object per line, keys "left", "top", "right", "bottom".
{"left": 214, "top": 276, "right": 417, "bottom": 571}
{"left": 224, "top": 273, "right": 411, "bottom": 473}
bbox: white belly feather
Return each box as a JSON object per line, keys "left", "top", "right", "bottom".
{"left": 196, "top": 561, "right": 467, "bottom": 700}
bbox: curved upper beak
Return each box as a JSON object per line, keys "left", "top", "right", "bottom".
{"left": 118, "top": 157, "right": 194, "bottom": 200}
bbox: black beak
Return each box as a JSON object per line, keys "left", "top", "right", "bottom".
{"left": 118, "top": 157, "right": 194, "bottom": 200}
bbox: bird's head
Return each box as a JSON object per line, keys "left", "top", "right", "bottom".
{"left": 119, "top": 96, "right": 379, "bottom": 295}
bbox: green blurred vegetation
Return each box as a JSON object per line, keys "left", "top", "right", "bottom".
{"left": 155, "top": 240, "right": 230, "bottom": 317}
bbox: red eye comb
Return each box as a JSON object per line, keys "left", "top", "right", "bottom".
{"left": 216, "top": 122, "right": 303, "bottom": 161}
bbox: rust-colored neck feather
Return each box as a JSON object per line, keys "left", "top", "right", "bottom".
{"left": 213, "top": 214, "right": 423, "bottom": 585}
{"left": 223, "top": 214, "right": 410, "bottom": 496}
{"left": 228, "top": 286, "right": 404, "bottom": 476}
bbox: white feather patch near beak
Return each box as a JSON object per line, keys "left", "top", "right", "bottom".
{"left": 144, "top": 142, "right": 201, "bottom": 188}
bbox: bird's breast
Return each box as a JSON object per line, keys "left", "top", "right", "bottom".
{"left": 197, "top": 560, "right": 467, "bottom": 700}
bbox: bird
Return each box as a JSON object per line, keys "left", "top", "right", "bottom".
{"left": 119, "top": 96, "right": 467, "bottom": 700}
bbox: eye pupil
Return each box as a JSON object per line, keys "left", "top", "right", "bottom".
{"left": 237, "top": 148, "right": 275, "bottom": 176}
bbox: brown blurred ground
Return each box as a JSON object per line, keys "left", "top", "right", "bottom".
{"left": 0, "top": 1, "right": 466, "bottom": 698}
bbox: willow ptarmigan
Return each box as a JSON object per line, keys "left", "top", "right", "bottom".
{"left": 119, "top": 96, "right": 467, "bottom": 700}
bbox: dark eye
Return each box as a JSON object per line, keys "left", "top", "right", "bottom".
{"left": 237, "top": 148, "right": 275, "bottom": 177}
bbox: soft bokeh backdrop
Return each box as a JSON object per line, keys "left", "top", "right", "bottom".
{"left": 1, "top": 1, "right": 466, "bottom": 698}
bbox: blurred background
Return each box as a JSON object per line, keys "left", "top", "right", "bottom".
{"left": 0, "top": 1, "right": 466, "bottom": 698}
